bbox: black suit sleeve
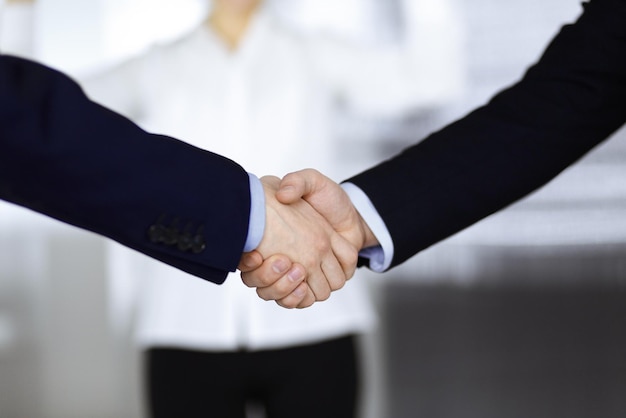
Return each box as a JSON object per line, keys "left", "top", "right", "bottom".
{"left": 348, "top": 0, "right": 626, "bottom": 269}
{"left": 0, "top": 55, "right": 251, "bottom": 284}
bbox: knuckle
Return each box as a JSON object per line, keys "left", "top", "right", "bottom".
{"left": 315, "top": 238, "right": 331, "bottom": 254}
{"left": 331, "top": 278, "right": 346, "bottom": 291}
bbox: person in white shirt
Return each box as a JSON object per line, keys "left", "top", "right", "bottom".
{"left": 1, "top": 0, "right": 464, "bottom": 416}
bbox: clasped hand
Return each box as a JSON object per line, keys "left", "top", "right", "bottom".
{"left": 239, "top": 171, "right": 378, "bottom": 309}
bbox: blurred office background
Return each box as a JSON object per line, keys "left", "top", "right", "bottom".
{"left": 1, "top": 0, "right": 625, "bottom": 417}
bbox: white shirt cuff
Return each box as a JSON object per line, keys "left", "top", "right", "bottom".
{"left": 244, "top": 173, "right": 265, "bottom": 252}
{"left": 341, "top": 182, "right": 394, "bottom": 272}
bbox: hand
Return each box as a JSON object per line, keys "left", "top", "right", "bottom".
{"left": 240, "top": 170, "right": 378, "bottom": 308}
{"left": 277, "top": 169, "right": 378, "bottom": 249}
{"left": 240, "top": 175, "right": 359, "bottom": 308}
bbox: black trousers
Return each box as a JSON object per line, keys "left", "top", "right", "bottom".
{"left": 146, "top": 335, "right": 359, "bottom": 418}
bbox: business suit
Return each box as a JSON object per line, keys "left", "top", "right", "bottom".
{"left": 0, "top": 54, "right": 250, "bottom": 284}
{"left": 348, "top": 0, "right": 626, "bottom": 269}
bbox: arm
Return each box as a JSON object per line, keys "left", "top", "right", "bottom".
{"left": 348, "top": 0, "right": 626, "bottom": 268}
{"left": 0, "top": 54, "right": 251, "bottom": 283}
{"left": 0, "top": 55, "right": 357, "bottom": 292}
{"left": 240, "top": 0, "right": 626, "bottom": 304}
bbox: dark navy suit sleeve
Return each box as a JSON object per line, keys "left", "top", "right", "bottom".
{"left": 0, "top": 55, "right": 251, "bottom": 284}
{"left": 348, "top": 0, "right": 626, "bottom": 269}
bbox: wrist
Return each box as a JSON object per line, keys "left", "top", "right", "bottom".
{"left": 358, "top": 213, "right": 379, "bottom": 249}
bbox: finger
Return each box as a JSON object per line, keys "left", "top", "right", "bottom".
{"left": 255, "top": 264, "right": 306, "bottom": 301}
{"left": 238, "top": 250, "right": 264, "bottom": 273}
{"left": 275, "top": 281, "right": 310, "bottom": 309}
{"left": 319, "top": 251, "right": 347, "bottom": 293}
{"left": 307, "top": 263, "right": 333, "bottom": 302}
{"left": 296, "top": 286, "right": 317, "bottom": 309}
{"left": 241, "top": 254, "right": 292, "bottom": 288}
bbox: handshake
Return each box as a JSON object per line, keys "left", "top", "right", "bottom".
{"left": 238, "top": 169, "right": 380, "bottom": 309}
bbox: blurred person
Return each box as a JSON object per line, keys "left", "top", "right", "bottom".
{"left": 241, "top": 0, "right": 626, "bottom": 306}
{"left": 2, "top": 0, "right": 464, "bottom": 417}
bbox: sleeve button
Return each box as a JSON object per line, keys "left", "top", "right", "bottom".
{"left": 191, "top": 234, "right": 206, "bottom": 254}
{"left": 177, "top": 232, "right": 193, "bottom": 252}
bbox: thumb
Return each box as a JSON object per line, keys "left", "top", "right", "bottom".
{"left": 276, "top": 169, "right": 321, "bottom": 204}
